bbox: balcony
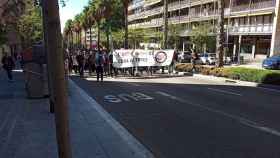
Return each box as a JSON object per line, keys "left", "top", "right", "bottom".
{"left": 145, "top": 6, "right": 163, "bottom": 17}
{"left": 128, "top": 1, "right": 145, "bottom": 11}
{"left": 231, "top": 0, "right": 275, "bottom": 13}
{"left": 144, "top": 0, "right": 161, "bottom": 7}
{"left": 229, "top": 24, "right": 273, "bottom": 35}
{"left": 128, "top": 12, "right": 147, "bottom": 21}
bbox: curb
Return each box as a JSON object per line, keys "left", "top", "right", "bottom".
{"left": 68, "top": 79, "right": 155, "bottom": 158}
{"left": 192, "top": 74, "right": 280, "bottom": 91}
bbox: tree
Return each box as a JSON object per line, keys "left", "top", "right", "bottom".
{"left": 64, "top": 19, "right": 74, "bottom": 50}
{"left": 168, "top": 24, "right": 183, "bottom": 49}
{"left": 121, "top": 0, "right": 130, "bottom": 49}
{"left": 216, "top": 0, "right": 225, "bottom": 67}
{"left": 0, "top": 24, "right": 7, "bottom": 46}
{"left": 41, "top": 0, "right": 72, "bottom": 158}
{"left": 80, "top": 6, "right": 91, "bottom": 49}
{"left": 163, "top": 0, "right": 168, "bottom": 49}
{"left": 73, "top": 14, "right": 82, "bottom": 48}
{"left": 190, "top": 23, "right": 215, "bottom": 53}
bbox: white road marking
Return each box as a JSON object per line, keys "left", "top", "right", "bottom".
{"left": 104, "top": 92, "right": 154, "bottom": 103}
{"left": 127, "top": 82, "right": 141, "bottom": 86}
{"left": 155, "top": 91, "right": 280, "bottom": 137}
{"left": 207, "top": 88, "right": 242, "bottom": 96}
{"left": 70, "top": 80, "right": 155, "bottom": 158}
{"left": 0, "top": 112, "right": 11, "bottom": 132}
{"left": 257, "top": 87, "right": 280, "bottom": 93}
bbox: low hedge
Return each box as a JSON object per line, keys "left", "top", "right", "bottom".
{"left": 175, "top": 63, "right": 280, "bottom": 85}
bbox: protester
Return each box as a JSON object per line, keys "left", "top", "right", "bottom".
{"left": 191, "top": 49, "right": 199, "bottom": 72}
{"left": 108, "top": 52, "right": 114, "bottom": 77}
{"left": 1, "top": 53, "right": 15, "bottom": 82}
{"left": 169, "top": 50, "right": 179, "bottom": 74}
{"left": 72, "top": 54, "right": 78, "bottom": 74}
{"left": 95, "top": 50, "right": 105, "bottom": 82}
{"left": 88, "top": 51, "right": 96, "bottom": 76}
{"left": 76, "top": 51, "right": 85, "bottom": 77}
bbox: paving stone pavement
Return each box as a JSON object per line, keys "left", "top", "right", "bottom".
{"left": 0, "top": 69, "right": 153, "bottom": 158}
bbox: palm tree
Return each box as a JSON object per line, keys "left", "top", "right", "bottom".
{"left": 73, "top": 14, "right": 82, "bottom": 49}
{"left": 89, "top": 0, "right": 111, "bottom": 51}
{"left": 122, "top": 0, "right": 130, "bottom": 49}
{"left": 41, "top": 0, "right": 72, "bottom": 157}
{"left": 163, "top": 0, "right": 168, "bottom": 49}
{"left": 64, "top": 19, "right": 74, "bottom": 49}
{"left": 216, "top": 0, "right": 225, "bottom": 67}
{"left": 80, "top": 6, "right": 91, "bottom": 49}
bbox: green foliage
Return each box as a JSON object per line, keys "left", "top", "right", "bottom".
{"left": 176, "top": 63, "right": 280, "bottom": 85}
{"left": 190, "top": 23, "right": 215, "bottom": 53}
{"left": 112, "top": 29, "right": 124, "bottom": 48}
{"left": 168, "top": 24, "right": 183, "bottom": 49}
{"left": 64, "top": 0, "right": 125, "bottom": 49}
{"left": 17, "top": 6, "right": 43, "bottom": 47}
{"left": 0, "top": 24, "right": 7, "bottom": 46}
{"left": 225, "top": 68, "right": 280, "bottom": 85}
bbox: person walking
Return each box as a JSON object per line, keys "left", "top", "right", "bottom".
{"left": 72, "top": 55, "right": 78, "bottom": 74}
{"left": 76, "top": 52, "right": 85, "bottom": 77}
{"left": 108, "top": 53, "right": 114, "bottom": 77}
{"left": 88, "top": 51, "right": 95, "bottom": 76}
{"left": 1, "top": 53, "right": 15, "bottom": 82}
{"left": 95, "top": 50, "right": 105, "bottom": 82}
{"left": 191, "top": 49, "right": 198, "bottom": 72}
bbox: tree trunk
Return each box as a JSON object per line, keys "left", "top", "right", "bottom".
{"left": 216, "top": 0, "right": 225, "bottom": 67}
{"left": 84, "top": 28, "right": 87, "bottom": 49}
{"left": 79, "top": 31, "right": 82, "bottom": 49}
{"left": 106, "top": 26, "right": 110, "bottom": 51}
{"left": 71, "top": 32, "right": 73, "bottom": 50}
{"left": 97, "top": 21, "right": 101, "bottom": 52}
{"left": 89, "top": 27, "right": 92, "bottom": 50}
{"left": 41, "top": 0, "right": 72, "bottom": 158}
{"left": 163, "top": 0, "right": 168, "bottom": 49}
{"left": 124, "top": 4, "right": 128, "bottom": 49}
{"left": 42, "top": 2, "right": 55, "bottom": 114}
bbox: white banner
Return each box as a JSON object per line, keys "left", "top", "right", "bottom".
{"left": 113, "top": 49, "right": 175, "bottom": 68}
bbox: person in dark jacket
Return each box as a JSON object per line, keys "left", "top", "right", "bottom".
{"left": 95, "top": 50, "right": 105, "bottom": 82}
{"left": 76, "top": 51, "right": 85, "bottom": 77}
{"left": 1, "top": 53, "right": 15, "bottom": 82}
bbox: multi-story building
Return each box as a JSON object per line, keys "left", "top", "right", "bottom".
{"left": 81, "top": 28, "right": 98, "bottom": 49}
{"left": 128, "top": 0, "right": 280, "bottom": 62}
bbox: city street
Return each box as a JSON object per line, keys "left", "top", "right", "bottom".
{"left": 71, "top": 75, "right": 280, "bottom": 158}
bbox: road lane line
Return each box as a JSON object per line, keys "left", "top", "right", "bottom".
{"left": 207, "top": 88, "right": 242, "bottom": 96}
{"left": 257, "top": 87, "right": 280, "bottom": 93}
{"left": 155, "top": 91, "right": 280, "bottom": 137}
{"left": 127, "top": 82, "right": 141, "bottom": 86}
{"left": 70, "top": 80, "right": 155, "bottom": 158}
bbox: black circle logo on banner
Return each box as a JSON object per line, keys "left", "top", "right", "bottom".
{"left": 155, "top": 51, "right": 167, "bottom": 63}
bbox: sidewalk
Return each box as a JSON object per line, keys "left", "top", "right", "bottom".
{"left": 0, "top": 70, "right": 153, "bottom": 158}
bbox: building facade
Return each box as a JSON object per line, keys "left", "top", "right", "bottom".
{"left": 81, "top": 28, "right": 97, "bottom": 49}
{"left": 127, "top": 0, "right": 280, "bottom": 62}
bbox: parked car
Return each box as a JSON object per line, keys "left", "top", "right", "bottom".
{"left": 262, "top": 55, "right": 280, "bottom": 70}
{"left": 200, "top": 53, "right": 216, "bottom": 65}
{"left": 178, "top": 51, "right": 192, "bottom": 63}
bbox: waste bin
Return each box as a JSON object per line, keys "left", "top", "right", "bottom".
{"left": 22, "top": 43, "right": 49, "bottom": 99}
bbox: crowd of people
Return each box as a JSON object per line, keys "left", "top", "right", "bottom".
{"left": 65, "top": 48, "right": 181, "bottom": 81}
{"left": 65, "top": 48, "right": 114, "bottom": 82}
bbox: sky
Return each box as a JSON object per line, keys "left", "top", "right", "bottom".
{"left": 59, "top": 0, "right": 90, "bottom": 31}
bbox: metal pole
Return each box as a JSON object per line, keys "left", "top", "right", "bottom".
{"left": 41, "top": 0, "right": 72, "bottom": 158}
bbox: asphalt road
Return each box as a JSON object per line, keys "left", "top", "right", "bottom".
{"left": 71, "top": 75, "right": 280, "bottom": 158}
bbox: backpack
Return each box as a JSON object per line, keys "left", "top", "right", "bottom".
{"left": 96, "top": 54, "right": 104, "bottom": 66}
